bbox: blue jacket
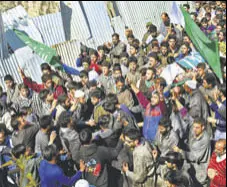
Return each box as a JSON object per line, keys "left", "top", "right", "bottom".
{"left": 39, "top": 160, "right": 82, "bottom": 187}
{"left": 62, "top": 63, "right": 80, "bottom": 76}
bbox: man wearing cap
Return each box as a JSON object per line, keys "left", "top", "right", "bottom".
{"left": 184, "top": 80, "right": 209, "bottom": 123}
{"left": 72, "top": 90, "right": 94, "bottom": 129}
{"left": 155, "top": 116, "right": 179, "bottom": 157}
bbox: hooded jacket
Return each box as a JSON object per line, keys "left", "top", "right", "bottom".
{"left": 79, "top": 141, "right": 123, "bottom": 187}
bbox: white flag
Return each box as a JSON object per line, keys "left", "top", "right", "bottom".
{"left": 170, "top": 1, "right": 185, "bottom": 28}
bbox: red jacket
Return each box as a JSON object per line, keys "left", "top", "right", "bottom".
{"left": 90, "top": 61, "right": 102, "bottom": 75}
{"left": 23, "top": 77, "right": 65, "bottom": 100}
{"left": 208, "top": 153, "right": 226, "bottom": 187}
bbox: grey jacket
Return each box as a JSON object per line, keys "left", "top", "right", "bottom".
{"left": 188, "top": 90, "right": 209, "bottom": 122}
{"left": 155, "top": 129, "right": 179, "bottom": 157}
{"left": 126, "top": 141, "right": 156, "bottom": 187}
{"left": 6, "top": 83, "right": 20, "bottom": 105}
{"left": 59, "top": 127, "right": 81, "bottom": 162}
{"left": 183, "top": 130, "right": 211, "bottom": 185}
{"left": 110, "top": 41, "right": 126, "bottom": 64}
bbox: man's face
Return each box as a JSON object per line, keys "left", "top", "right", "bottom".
{"left": 221, "top": 3, "right": 226, "bottom": 9}
{"left": 116, "top": 81, "right": 124, "bottom": 92}
{"left": 91, "top": 97, "right": 99, "bottom": 106}
{"left": 158, "top": 125, "right": 168, "bottom": 135}
{"left": 161, "top": 46, "right": 168, "bottom": 55}
{"left": 166, "top": 161, "right": 175, "bottom": 170}
{"left": 42, "top": 69, "right": 51, "bottom": 75}
{"left": 90, "top": 54, "right": 98, "bottom": 62}
{"left": 79, "top": 96, "right": 86, "bottom": 104}
{"left": 203, "top": 79, "right": 210, "bottom": 89}
{"left": 168, "top": 39, "right": 176, "bottom": 48}
{"left": 161, "top": 14, "right": 168, "bottom": 22}
{"left": 120, "top": 57, "right": 128, "bottom": 66}
{"left": 183, "top": 36, "right": 190, "bottom": 44}
{"left": 129, "top": 62, "right": 137, "bottom": 72}
{"left": 46, "top": 93, "right": 54, "bottom": 102}
{"left": 112, "top": 36, "right": 119, "bottom": 45}
{"left": 151, "top": 31, "right": 157, "bottom": 38}
{"left": 65, "top": 98, "right": 71, "bottom": 108}
{"left": 215, "top": 142, "right": 226, "bottom": 157}
{"left": 183, "top": 84, "right": 191, "bottom": 94}
{"left": 102, "top": 66, "right": 109, "bottom": 76}
{"left": 114, "top": 70, "right": 122, "bottom": 79}
{"left": 148, "top": 57, "right": 157, "bottom": 68}
{"left": 83, "top": 62, "right": 90, "bottom": 72}
{"left": 195, "top": 2, "right": 200, "bottom": 10}
{"left": 165, "top": 181, "right": 176, "bottom": 187}
{"left": 81, "top": 76, "right": 89, "bottom": 85}
{"left": 181, "top": 45, "right": 189, "bottom": 55}
{"left": 216, "top": 25, "right": 223, "bottom": 34}
{"left": 129, "top": 46, "right": 137, "bottom": 56}
{"left": 151, "top": 93, "right": 160, "bottom": 106}
{"left": 152, "top": 46, "right": 159, "bottom": 53}
{"left": 20, "top": 88, "right": 29, "bottom": 98}
{"left": 146, "top": 70, "right": 154, "bottom": 81}
{"left": 193, "top": 123, "right": 204, "bottom": 137}
{"left": 0, "top": 132, "right": 6, "bottom": 145}
{"left": 128, "top": 37, "right": 134, "bottom": 45}
{"left": 197, "top": 68, "right": 205, "bottom": 77}
{"left": 45, "top": 79, "right": 53, "bottom": 89}
{"left": 98, "top": 50, "right": 105, "bottom": 58}
{"left": 218, "top": 32, "right": 225, "bottom": 41}
{"left": 5, "top": 80, "right": 13, "bottom": 90}
{"left": 202, "top": 22, "right": 208, "bottom": 28}
{"left": 124, "top": 136, "right": 137, "bottom": 149}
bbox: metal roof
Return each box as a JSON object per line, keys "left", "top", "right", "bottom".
{"left": 32, "top": 12, "right": 66, "bottom": 47}
{"left": 0, "top": 11, "right": 9, "bottom": 60}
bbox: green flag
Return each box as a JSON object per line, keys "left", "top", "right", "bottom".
{"left": 180, "top": 7, "right": 222, "bottom": 82}
{"left": 13, "top": 29, "right": 62, "bottom": 70}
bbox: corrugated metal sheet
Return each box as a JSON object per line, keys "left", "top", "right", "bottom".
{"left": 61, "top": 1, "right": 91, "bottom": 42}
{"left": 82, "top": 1, "right": 114, "bottom": 46}
{"left": 32, "top": 12, "right": 66, "bottom": 47}
{"left": 0, "top": 54, "right": 22, "bottom": 91}
{"left": 0, "top": 11, "right": 9, "bottom": 59}
{"left": 114, "top": 1, "right": 194, "bottom": 40}
{"left": 53, "top": 40, "right": 81, "bottom": 68}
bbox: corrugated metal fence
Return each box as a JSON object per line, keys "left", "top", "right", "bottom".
{"left": 0, "top": 1, "right": 195, "bottom": 91}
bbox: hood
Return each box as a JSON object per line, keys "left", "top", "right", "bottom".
{"left": 80, "top": 144, "right": 97, "bottom": 157}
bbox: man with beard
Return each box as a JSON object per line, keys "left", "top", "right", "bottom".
{"left": 173, "top": 118, "right": 211, "bottom": 187}
{"left": 137, "top": 68, "right": 156, "bottom": 97}
{"left": 122, "top": 129, "right": 158, "bottom": 187}
{"left": 208, "top": 139, "right": 226, "bottom": 187}
{"left": 131, "top": 84, "right": 166, "bottom": 142}
{"left": 155, "top": 116, "right": 179, "bottom": 157}
{"left": 108, "top": 33, "right": 126, "bottom": 65}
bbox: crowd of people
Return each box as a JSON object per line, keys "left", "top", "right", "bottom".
{"left": 0, "top": 1, "right": 226, "bottom": 187}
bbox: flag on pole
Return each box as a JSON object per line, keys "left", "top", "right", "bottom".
{"left": 180, "top": 7, "right": 223, "bottom": 82}
{"left": 170, "top": 1, "right": 185, "bottom": 27}
{"left": 13, "top": 29, "right": 62, "bottom": 70}
{"left": 176, "top": 52, "right": 205, "bottom": 70}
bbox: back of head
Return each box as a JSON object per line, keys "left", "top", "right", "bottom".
{"left": 75, "top": 179, "right": 90, "bottom": 187}
{"left": 57, "top": 94, "right": 68, "bottom": 105}
{"left": 80, "top": 128, "right": 92, "bottom": 145}
{"left": 12, "top": 144, "right": 26, "bottom": 159}
{"left": 41, "top": 74, "right": 52, "bottom": 84}
{"left": 124, "top": 128, "right": 141, "bottom": 141}
{"left": 4, "top": 74, "right": 14, "bottom": 82}
{"left": 38, "top": 89, "right": 51, "bottom": 102}
{"left": 40, "top": 115, "right": 53, "bottom": 129}
{"left": 204, "top": 73, "right": 217, "bottom": 88}
{"left": 42, "top": 144, "right": 58, "bottom": 161}
{"left": 98, "top": 115, "right": 111, "bottom": 129}
{"left": 57, "top": 111, "right": 71, "bottom": 128}
{"left": 41, "top": 63, "right": 51, "bottom": 72}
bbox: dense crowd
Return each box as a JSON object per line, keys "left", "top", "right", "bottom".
{"left": 0, "top": 1, "right": 226, "bottom": 187}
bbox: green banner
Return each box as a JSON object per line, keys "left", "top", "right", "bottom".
{"left": 181, "top": 7, "right": 222, "bottom": 81}
{"left": 13, "top": 29, "right": 62, "bottom": 70}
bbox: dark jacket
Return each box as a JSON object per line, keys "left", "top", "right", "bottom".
{"left": 79, "top": 141, "right": 123, "bottom": 187}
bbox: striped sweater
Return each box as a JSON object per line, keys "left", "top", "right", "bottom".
{"left": 208, "top": 153, "right": 226, "bottom": 187}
